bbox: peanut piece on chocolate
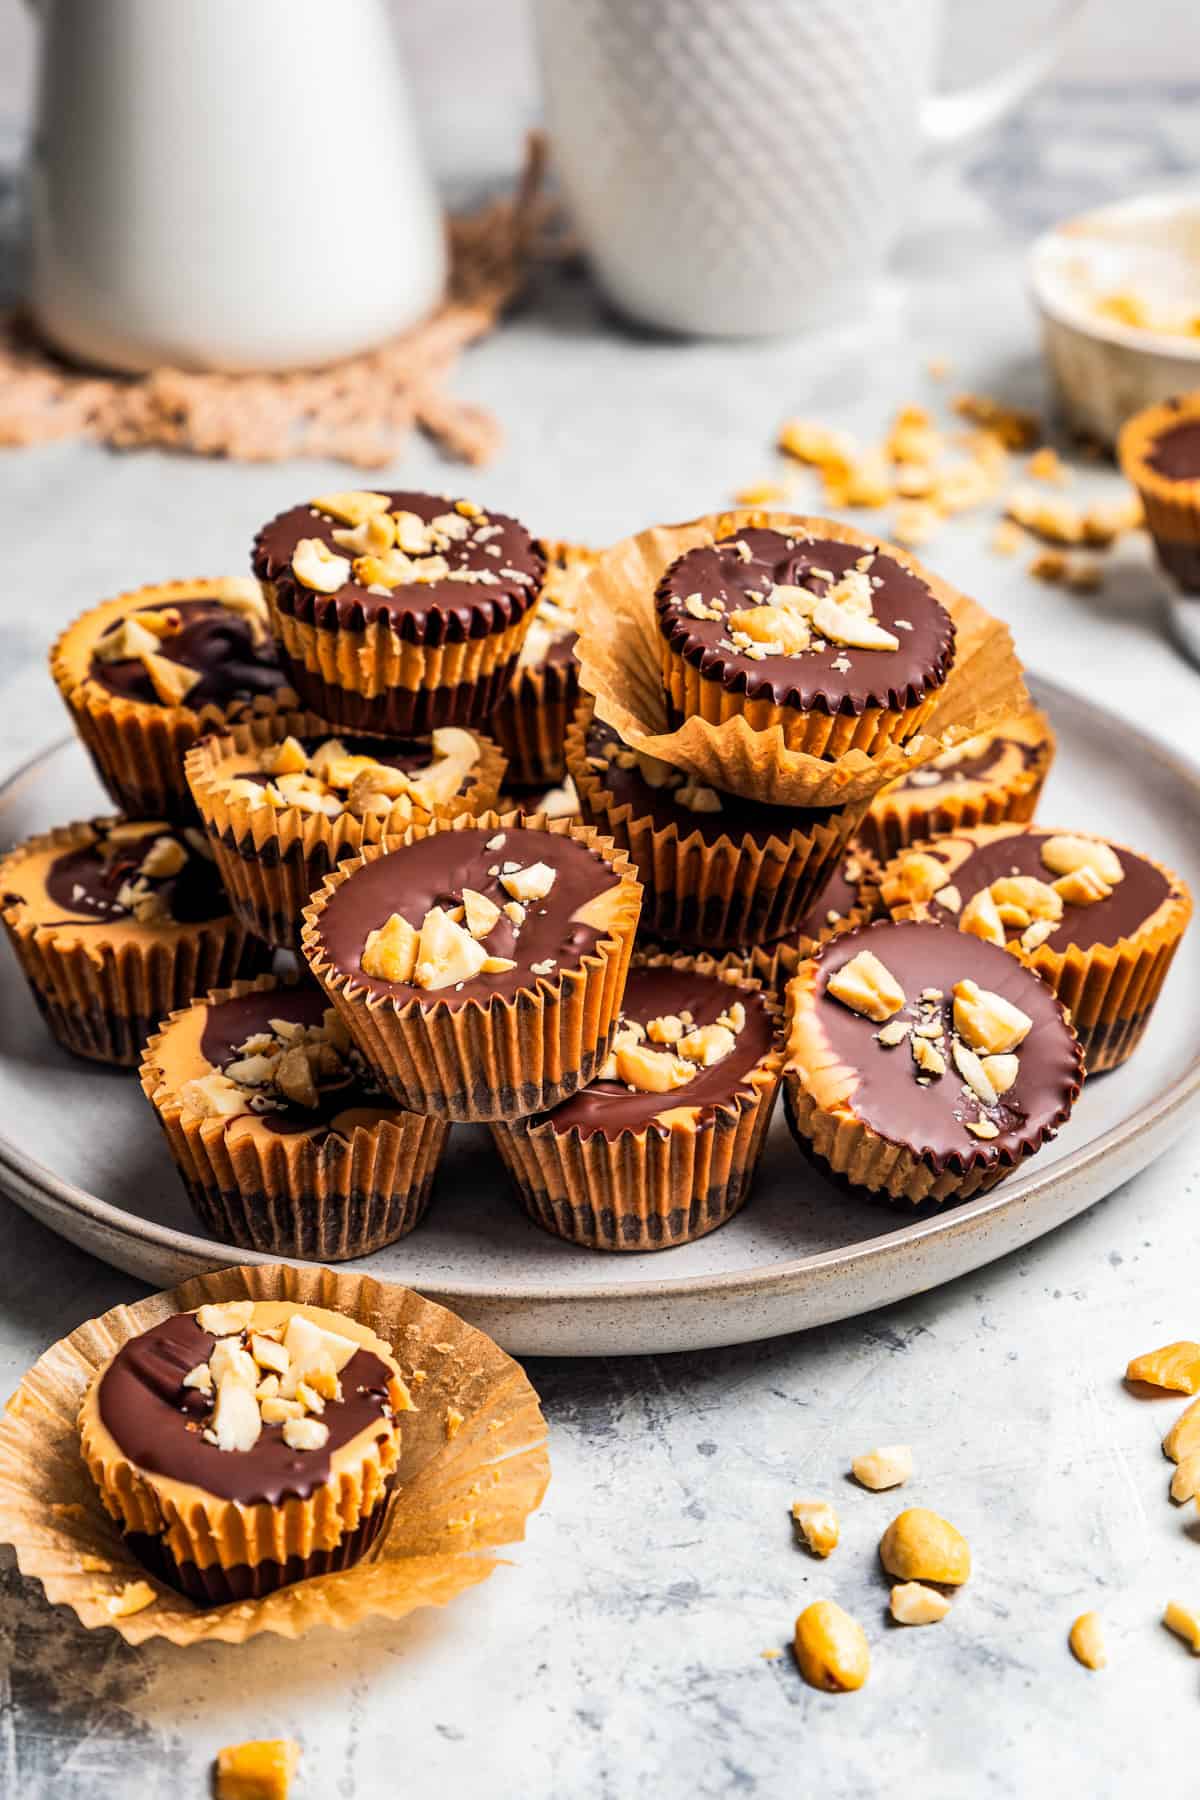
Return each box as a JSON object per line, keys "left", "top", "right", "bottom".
{"left": 959, "top": 886, "right": 1006, "bottom": 947}
{"left": 500, "top": 861, "right": 557, "bottom": 903}
{"left": 827, "top": 951, "right": 906, "bottom": 1023}
{"left": 311, "top": 490, "right": 390, "bottom": 525}
{"left": 615, "top": 1041, "right": 696, "bottom": 1094}
{"left": 361, "top": 913, "right": 419, "bottom": 984}
{"left": 1040, "top": 834, "right": 1123, "bottom": 887}
{"left": 292, "top": 537, "right": 351, "bottom": 592}
{"left": 140, "top": 649, "right": 201, "bottom": 707}
{"left": 952, "top": 980, "right": 1032, "bottom": 1055}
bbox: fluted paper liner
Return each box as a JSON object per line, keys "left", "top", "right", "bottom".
{"left": 491, "top": 951, "right": 782, "bottom": 1251}
{"left": 0, "top": 1263, "right": 550, "bottom": 1647}
{"left": 782, "top": 954, "right": 1081, "bottom": 1206}
{"left": 301, "top": 810, "right": 643, "bottom": 1121}
{"left": 860, "top": 708, "right": 1056, "bottom": 862}
{"left": 0, "top": 821, "right": 268, "bottom": 1067}
{"left": 265, "top": 581, "right": 536, "bottom": 736}
{"left": 567, "top": 698, "right": 866, "bottom": 949}
{"left": 574, "top": 510, "right": 1027, "bottom": 808}
{"left": 141, "top": 975, "right": 449, "bottom": 1259}
{"left": 489, "top": 540, "right": 598, "bottom": 785}
{"left": 745, "top": 850, "right": 881, "bottom": 991}
{"left": 879, "top": 826, "right": 1193, "bottom": 1075}
{"left": 1118, "top": 398, "right": 1200, "bottom": 591}
{"left": 50, "top": 579, "right": 298, "bottom": 823}
{"left": 186, "top": 714, "right": 506, "bottom": 950}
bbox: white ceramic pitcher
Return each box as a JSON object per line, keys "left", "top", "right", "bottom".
{"left": 534, "top": 0, "right": 1086, "bottom": 337}
{"left": 27, "top": 0, "right": 446, "bottom": 372}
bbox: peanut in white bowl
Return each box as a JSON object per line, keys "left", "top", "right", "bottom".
{"left": 1029, "top": 190, "right": 1200, "bottom": 447}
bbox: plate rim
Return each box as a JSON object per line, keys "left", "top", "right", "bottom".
{"left": 2, "top": 671, "right": 1198, "bottom": 1311}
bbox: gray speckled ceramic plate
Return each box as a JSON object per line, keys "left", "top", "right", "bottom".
{"left": 1, "top": 674, "right": 1197, "bottom": 1357}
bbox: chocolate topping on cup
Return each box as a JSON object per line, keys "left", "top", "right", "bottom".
{"left": 254, "top": 490, "right": 544, "bottom": 637}
{"left": 89, "top": 598, "right": 288, "bottom": 709}
{"left": 656, "top": 528, "right": 954, "bottom": 715}
{"left": 810, "top": 920, "right": 1080, "bottom": 1169}
{"left": 97, "top": 1311, "right": 395, "bottom": 1506}
{"left": 1146, "top": 418, "right": 1200, "bottom": 482}
{"left": 41, "top": 820, "right": 228, "bottom": 927}
{"left": 538, "top": 966, "right": 775, "bottom": 1138}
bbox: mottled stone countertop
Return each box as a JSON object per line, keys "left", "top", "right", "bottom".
{"left": 2, "top": 86, "right": 1200, "bottom": 1800}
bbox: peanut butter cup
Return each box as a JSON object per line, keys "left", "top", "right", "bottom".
{"left": 253, "top": 490, "right": 544, "bottom": 735}
{"left": 141, "top": 974, "right": 447, "bottom": 1259}
{"left": 879, "top": 824, "right": 1192, "bottom": 1073}
{"left": 784, "top": 919, "right": 1082, "bottom": 1206}
{"left": 79, "top": 1298, "right": 409, "bottom": 1603}
{"left": 655, "top": 527, "right": 955, "bottom": 759}
{"left": 861, "top": 707, "right": 1055, "bottom": 860}
{"left": 51, "top": 579, "right": 293, "bottom": 822}
{"left": 302, "top": 813, "right": 642, "bottom": 1121}
{"left": 186, "top": 716, "right": 504, "bottom": 949}
{"left": 489, "top": 540, "right": 597, "bottom": 786}
{"left": 567, "top": 701, "right": 867, "bottom": 950}
{"left": 1119, "top": 394, "right": 1200, "bottom": 591}
{"left": 492, "top": 954, "right": 781, "bottom": 1250}
{"left": 0, "top": 816, "right": 266, "bottom": 1066}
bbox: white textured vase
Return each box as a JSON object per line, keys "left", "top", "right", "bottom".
{"left": 535, "top": 0, "right": 1085, "bottom": 338}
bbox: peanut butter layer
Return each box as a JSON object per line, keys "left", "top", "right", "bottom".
{"left": 656, "top": 528, "right": 954, "bottom": 716}
{"left": 881, "top": 709, "right": 1051, "bottom": 803}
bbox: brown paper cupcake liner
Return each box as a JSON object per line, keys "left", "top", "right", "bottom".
{"left": 659, "top": 636, "right": 939, "bottom": 761}
{"left": 265, "top": 582, "right": 536, "bottom": 737}
{"left": 50, "top": 579, "right": 298, "bottom": 823}
{"left": 141, "top": 975, "right": 450, "bottom": 1260}
{"left": 567, "top": 699, "right": 867, "bottom": 949}
{"left": 491, "top": 951, "right": 782, "bottom": 1251}
{"left": 880, "top": 830, "right": 1192, "bottom": 1075}
{"left": 0, "top": 823, "right": 269, "bottom": 1067}
{"left": 185, "top": 713, "right": 506, "bottom": 950}
{"left": 0, "top": 1263, "right": 550, "bottom": 1646}
{"left": 781, "top": 954, "right": 1080, "bottom": 1206}
{"left": 1118, "top": 397, "right": 1200, "bottom": 591}
{"left": 301, "top": 810, "right": 643, "bottom": 1121}
{"left": 860, "top": 710, "right": 1056, "bottom": 861}
{"left": 490, "top": 656, "right": 579, "bottom": 786}
{"left": 574, "top": 510, "right": 1027, "bottom": 809}
{"left": 743, "top": 852, "right": 882, "bottom": 992}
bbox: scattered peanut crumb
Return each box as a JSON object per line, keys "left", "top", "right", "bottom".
{"left": 989, "top": 520, "right": 1025, "bottom": 556}
{"left": 1163, "top": 1600, "right": 1200, "bottom": 1653}
{"left": 1126, "top": 1342, "right": 1200, "bottom": 1395}
{"left": 102, "top": 1580, "right": 157, "bottom": 1618}
{"left": 1029, "top": 551, "right": 1069, "bottom": 584}
{"left": 215, "top": 1739, "right": 301, "bottom": 1800}
{"left": 1026, "top": 447, "right": 1067, "bottom": 484}
{"left": 446, "top": 1406, "right": 465, "bottom": 1440}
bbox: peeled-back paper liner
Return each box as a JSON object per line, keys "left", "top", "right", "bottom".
{"left": 50, "top": 580, "right": 300, "bottom": 824}
{"left": 573, "top": 509, "right": 1028, "bottom": 809}
{"left": 567, "top": 698, "right": 866, "bottom": 950}
{"left": 186, "top": 714, "right": 507, "bottom": 951}
{"left": 0, "top": 821, "right": 268, "bottom": 1067}
{"left": 781, "top": 957, "right": 1080, "bottom": 1207}
{"left": 859, "top": 706, "right": 1056, "bottom": 862}
{"left": 0, "top": 1263, "right": 550, "bottom": 1647}
{"left": 301, "top": 809, "right": 643, "bottom": 1122}
{"left": 879, "top": 827, "right": 1193, "bottom": 1074}
{"left": 141, "top": 974, "right": 449, "bottom": 1260}
{"left": 490, "top": 950, "right": 782, "bottom": 1251}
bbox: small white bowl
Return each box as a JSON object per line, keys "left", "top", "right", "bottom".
{"left": 1029, "top": 190, "right": 1200, "bottom": 447}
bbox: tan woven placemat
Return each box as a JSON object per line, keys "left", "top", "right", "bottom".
{"left": 0, "top": 136, "right": 556, "bottom": 468}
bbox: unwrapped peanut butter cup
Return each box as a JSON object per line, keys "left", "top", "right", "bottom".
{"left": 0, "top": 1264, "right": 549, "bottom": 1646}
{"left": 878, "top": 823, "right": 1192, "bottom": 1073}
{"left": 51, "top": 578, "right": 295, "bottom": 822}
{"left": 301, "top": 810, "right": 642, "bottom": 1121}
{"left": 492, "top": 951, "right": 781, "bottom": 1251}
{"left": 783, "top": 918, "right": 1082, "bottom": 1206}
{"left": 253, "top": 490, "right": 544, "bottom": 736}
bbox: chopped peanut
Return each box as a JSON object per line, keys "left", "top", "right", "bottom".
{"left": 958, "top": 886, "right": 1006, "bottom": 947}
{"left": 826, "top": 950, "right": 906, "bottom": 1023}
{"left": 1163, "top": 1600, "right": 1200, "bottom": 1654}
{"left": 851, "top": 1445, "right": 913, "bottom": 1491}
{"left": 1163, "top": 1397, "right": 1200, "bottom": 1464}
{"left": 1126, "top": 1342, "right": 1200, "bottom": 1394}
{"left": 1040, "top": 834, "right": 1123, "bottom": 888}
{"left": 890, "top": 1582, "right": 951, "bottom": 1626}
{"left": 952, "top": 980, "right": 1032, "bottom": 1055}
{"left": 214, "top": 1739, "right": 301, "bottom": 1800}
{"left": 791, "top": 1499, "right": 839, "bottom": 1558}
